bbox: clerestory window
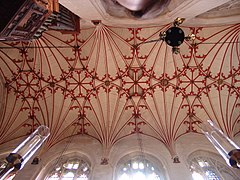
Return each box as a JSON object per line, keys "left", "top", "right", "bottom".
{"left": 46, "top": 158, "right": 90, "bottom": 180}
{"left": 188, "top": 151, "right": 239, "bottom": 180}
{"left": 116, "top": 155, "right": 166, "bottom": 180}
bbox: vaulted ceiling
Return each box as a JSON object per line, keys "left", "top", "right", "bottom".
{"left": 0, "top": 0, "right": 239, "bottom": 160}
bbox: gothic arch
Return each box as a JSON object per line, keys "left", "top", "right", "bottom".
{"left": 187, "top": 150, "right": 240, "bottom": 180}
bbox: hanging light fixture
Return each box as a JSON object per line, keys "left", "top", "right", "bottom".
{"left": 199, "top": 120, "right": 240, "bottom": 168}
{"left": 134, "top": 17, "right": 195, "bottom": 54}
{"left": 0, "top": 125, "right": 50, "bottom": 180}
{"left": 159, "top": 17, "right": 190, "bottom": 54}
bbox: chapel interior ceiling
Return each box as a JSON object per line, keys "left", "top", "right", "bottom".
{"left": 0, "top": 0, "right": 239, "bottom": 162}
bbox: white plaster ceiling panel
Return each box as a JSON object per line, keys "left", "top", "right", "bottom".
{"left": 0, "top": 23, "right": 239, "bottom": 159}
{"left": 197, "top": 0, "right": 240, "bottom": 18}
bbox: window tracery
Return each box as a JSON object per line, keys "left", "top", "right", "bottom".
{"left": 46, "top": 158, "right": 90, "bottom": 180}
{"left": 116, "top": 155, "right": 166, "bottom": 180}
{"left": 188, "top": 151, "right": 239, "bottom": 180}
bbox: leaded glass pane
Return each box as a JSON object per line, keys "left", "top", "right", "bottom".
{"left": 117, "top": 158, "right": 163, "bottom": 180}
{"left": 46, "top": 158, "right": 90, "bottom": 180}
{"left": 189, "top": 154, "right": 239, "bottom": 180}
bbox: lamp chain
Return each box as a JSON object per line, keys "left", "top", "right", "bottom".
{"left": 52, "top": 116, "right": 81, "bottom": 170}
{"left": 136, "top": 119, "right": 146, "bottom": 167}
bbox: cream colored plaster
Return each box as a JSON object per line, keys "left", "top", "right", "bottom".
{"left": 1, "top": 132, "right": 239, "bottom": 179}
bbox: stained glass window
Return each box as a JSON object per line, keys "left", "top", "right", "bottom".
{"left": 46, "top": 158, "right": 90, "bottom": 180}
{"left": 117, "top": 156, "right": 165, "bottom": 180}
{"left": 190, "top": 158, "right": 221, "bottom": 180}
{"left": 188, "top": 151, "right": 239, "bottom": 180}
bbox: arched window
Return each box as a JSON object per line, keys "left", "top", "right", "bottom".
{"left": 46, "top": 158, "right": 90, "bottom": 180}
{"left": 188, "top": 151, "right": 239, "bottom": 180}
{"left": 116, "top": 154, "right": 167, "bottom": 180}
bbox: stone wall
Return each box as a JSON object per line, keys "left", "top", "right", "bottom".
{"left": 1, "top": 133, "right": 239, "bottom": 180}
